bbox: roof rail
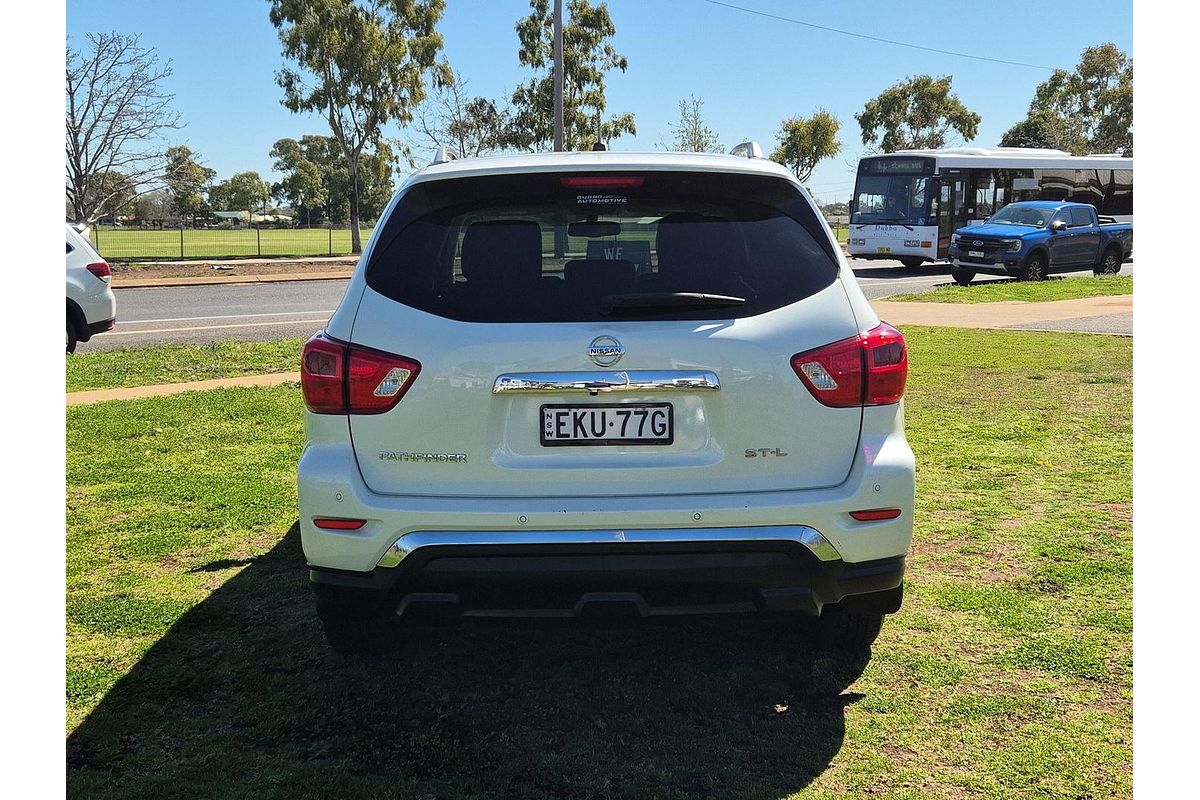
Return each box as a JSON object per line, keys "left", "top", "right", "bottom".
{"left": 730, "top": 140, "right": 765, "bottom": 159}
{"left": 431, "top": 146, "right": 458, "bottom": 165}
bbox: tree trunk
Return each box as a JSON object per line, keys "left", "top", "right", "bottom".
{"left": 349, "top": 160, "right": 362, "bottom": 254}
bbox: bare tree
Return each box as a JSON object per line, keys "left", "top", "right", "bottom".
{"left": 412, "top": 68, "right": 511, "bottom": 160}
{"left": 65, "top": 32, "right": 182, "bottom": 225}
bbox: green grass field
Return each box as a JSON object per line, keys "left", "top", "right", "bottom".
{"left": 65, "top": 327, "right": 1131, "bottom": 798}
{"left": 891, "top": 275, "right": 1132, "bottom": 304}
{"left": 90, "top": 226, "right": 375, "bottom": 260}
{"left": 66, "top": 339, "right": 305, "bottom": 392}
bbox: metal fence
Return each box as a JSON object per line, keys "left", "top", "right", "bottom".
{"left": 89, "top": 223, "right": 377, "bottom": 261}
{"left": 90, "top": 218, "right": 847, "bottom": 261}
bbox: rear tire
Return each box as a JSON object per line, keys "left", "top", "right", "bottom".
{"left": 313, "top": 584, "right": 399, "bottom": 656}
{"left": 1094, "top": 246, "right": 1122, "bottom": 276}
{"left": 1019, "top": 252, "right": 1047, "bottom": 282}
{"left": 815, "top": 610, "right": 885, "bottom": 650}
{"left": 899, "top": 256, "right": 925, "bottom": 270}
{"left": 951, "top": 269, "right": 975, "bottom": 286}
{"left": 66, "top": 318, "right": 78, "bottom": 354}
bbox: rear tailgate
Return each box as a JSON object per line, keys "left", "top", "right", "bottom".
{"left": 345, "top": 166, "right": 860, "bottom": 499}
{"left": 348, "top": 283, "right": 861, "bottom": 498}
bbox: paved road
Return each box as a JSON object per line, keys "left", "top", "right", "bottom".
{"left": 76, "top": 260, "right": 1132, "bottom": 352}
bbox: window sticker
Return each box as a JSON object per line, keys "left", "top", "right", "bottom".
{"left": 575, "top": 194, "right": 628, "bottom": 206}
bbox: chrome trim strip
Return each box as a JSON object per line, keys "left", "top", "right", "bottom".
{"left": 492, "top": 370, "right": 720, "bottom": 395}
{"left": 376, "top": 525, "right": 840, "bottom": 568}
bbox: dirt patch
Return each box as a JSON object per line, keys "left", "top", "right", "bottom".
{"left": 112, "top": 258, "right": 356, "bottom": 281}
{"left": 1094, "top": 502, "right": 1132, "bottom": 524}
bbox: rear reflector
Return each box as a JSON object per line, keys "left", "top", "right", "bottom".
{"left": 313, "top": 518, "right": 367, "bottom": 530}
{"left": 849, "top": 508, "right": 902, "bottom": 521}
{"left": 86, "top": 261, "right": 111, "bottom": 281}
{"left": 791, "top": 322, "right": 907, "bottom": 407}
{"left": 301, "top": 333, "right": 421, "bottom": 414}
{"left": 559, "top": 176, "right": 645, "bottom": 189}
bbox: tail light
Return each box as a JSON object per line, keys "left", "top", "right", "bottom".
{"left": 86, "top": 261, "right": 111, "bottom": 282}
{"left": 301, "top": 333, "right": 421, "bottom": 414}
{"left": 791, "top": 322, "right": 907, "bottom": 407}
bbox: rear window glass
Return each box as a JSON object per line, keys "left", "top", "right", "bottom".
{"left": 1069, "top": 207, "right": 1093, "bottom": 227}
{"left": 365, "top": 171, "right": 839, "bottom": 322}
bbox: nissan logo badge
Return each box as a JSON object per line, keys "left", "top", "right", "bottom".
{"left": 588, "top": 335, "right": 624, "bottom": 367}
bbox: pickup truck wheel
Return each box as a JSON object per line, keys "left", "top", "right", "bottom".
{"left": 1019, "top": 252, "right": 1047, "bottom": 282}
{"left": 1094, "top": 247, "right": 1122, "bottom": 276}
{"left": 951, "top": 269, "right": 975, "bottom": 286}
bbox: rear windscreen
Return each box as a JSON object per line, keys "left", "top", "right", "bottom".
{"left": 365, "top": 170, "right": 840, "bottom": 322}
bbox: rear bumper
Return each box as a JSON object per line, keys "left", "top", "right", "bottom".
{"left": 310, "top": 531, "right": 905, "bottom": 617}
{"left": 86, "top": 317, "right": 116, "bottom": 338}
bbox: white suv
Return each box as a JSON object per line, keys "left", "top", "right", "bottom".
{"left": 298, "top": 149, "right": 914, "bottom": 652}
{"left": 66, "top": 224, "right": 116, "bottom": 353}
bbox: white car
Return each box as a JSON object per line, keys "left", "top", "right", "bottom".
{"left": 298, "top": 147, "right": 914, "bottom": 653}
{"left": 66, "top": 224, "right": 116, "bottom": 353}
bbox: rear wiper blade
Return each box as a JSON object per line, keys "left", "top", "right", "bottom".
{"left": 600, "top": 292, "right": 746, "bottom": 315}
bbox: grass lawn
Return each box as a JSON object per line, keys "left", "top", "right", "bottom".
{"left": 66, "top": 339, "right": 305, "bottom": 393}
{"left": 90, "top": 226, "right": 376, "bottom": 260}
{"left": 66, "top": 327, "right": 1131, "bottom": 799}
{"left": 891, "top": 274, "right": 1132, "bottom": 303}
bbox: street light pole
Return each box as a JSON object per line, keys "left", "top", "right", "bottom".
{"left": 553, "top": 0, "right": 564, "bottom": 152}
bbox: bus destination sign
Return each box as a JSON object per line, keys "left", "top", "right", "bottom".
{"left": 863, "top": 157, "right": 935, "bottom": 175}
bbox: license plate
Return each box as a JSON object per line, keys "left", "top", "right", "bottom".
{"left": 969, "top": 250, "right": 985, "bottom": 258}
{"left": 876, "top": 246, "right": 891, "bottom": 254}
{"left": 541, "top": 403, "right": 673, "bottom": 446}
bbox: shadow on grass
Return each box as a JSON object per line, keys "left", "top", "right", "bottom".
{"left": 68, "top": 524, "right": 870, "bottom": 800}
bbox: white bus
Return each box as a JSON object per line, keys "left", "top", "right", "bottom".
{"left": 846, "top": 147, "right": 1132, "bottom": 267}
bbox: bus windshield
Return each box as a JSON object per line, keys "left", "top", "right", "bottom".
{"left": 852, "top": 176, "right": 931, "bottom": 225}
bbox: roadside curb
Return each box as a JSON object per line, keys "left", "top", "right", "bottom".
{"left": 112, "top": 271, "right": 354, "bottom": 289}
{"left": 67, "top": 372, "right": 301, "bottom": 406}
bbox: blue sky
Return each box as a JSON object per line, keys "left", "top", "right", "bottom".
{"left": 65, "top": 0, "right": 1131, "bottom": 205}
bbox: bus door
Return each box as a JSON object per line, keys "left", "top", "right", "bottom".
{"left": 937, "top": 177, "right": 968, "bottom": 256}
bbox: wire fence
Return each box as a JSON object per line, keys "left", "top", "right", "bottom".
{"left": 89, "top": 219, "right": 847, "bottom": 261}
{"left": 89, "top": 223, "right": 377, "bottom": 261}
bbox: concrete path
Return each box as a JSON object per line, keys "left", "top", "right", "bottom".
{"left": 67, "top": 372, "right": 300, "bottom": 406}
{"left": 873, "top": 295, "right": 1132, "bottom": 335}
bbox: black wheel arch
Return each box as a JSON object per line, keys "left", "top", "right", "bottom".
{"left": 66, "top": 299, "right": 90, "bottom": 342}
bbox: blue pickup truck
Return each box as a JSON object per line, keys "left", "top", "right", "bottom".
{"left": 948, "top": 201, "right": 1132, "bottom": 285}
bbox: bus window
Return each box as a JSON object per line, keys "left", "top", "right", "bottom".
{"left": 975, "top": 172, "right": 996, "bottom": 216}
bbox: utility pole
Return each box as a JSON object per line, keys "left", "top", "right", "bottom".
{"left": 553, "top": 0, "right": 564, "bottom": 152}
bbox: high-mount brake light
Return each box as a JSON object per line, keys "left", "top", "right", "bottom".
{"left": 301, "top": 333, "right": 421, "bottom": 415}
{"left": 559, "top": 176, "right": 645, "bottom": 189}
{"left": 791, "top": 322, "right": 907, "bottom": 407}
{"left": 86, "top": 261, "right": 111, "bottom": 282}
